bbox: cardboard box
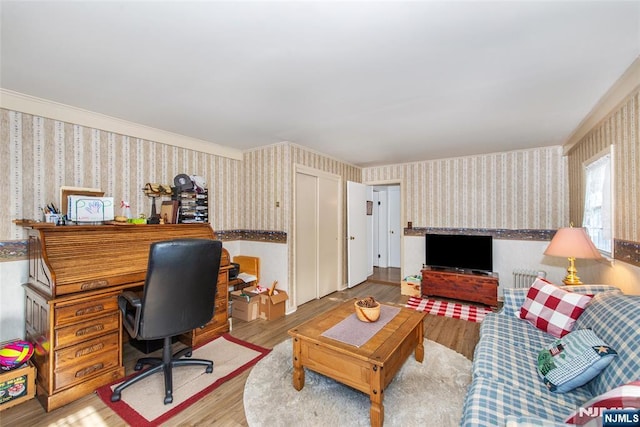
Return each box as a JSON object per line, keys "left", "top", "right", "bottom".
{"left": 67, "top": 196, "right": 115, "bottom": 222}
{"left": 401, "top": 277, "right": 422, "bottom": 297}
{"left": 258, "top": 289, "right": 289, "bottom": 320}
{"left": 0, "top": 361, "right": 36, "bottom": 411}
{"left": 230, "top": 288, "right": 261, "bottom": 322}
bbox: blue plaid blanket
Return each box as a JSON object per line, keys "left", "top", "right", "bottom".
{"left": 460, "top": 285, "right": 639, "bottom": 426}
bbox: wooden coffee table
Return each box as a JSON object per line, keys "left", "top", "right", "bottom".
{"left": 287, "top": 299, "right": 427, "bottom": 427}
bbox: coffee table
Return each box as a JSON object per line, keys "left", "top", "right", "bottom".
{"left": 287, "top": 299, "right": 427, "bottom": 427}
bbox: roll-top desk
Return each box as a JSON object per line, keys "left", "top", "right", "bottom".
{"left": 22, "top": 223, "right": 230, "bottom": 411}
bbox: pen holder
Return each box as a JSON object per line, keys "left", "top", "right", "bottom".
{"left": 45, "top": 213, "right": 60, "bottom": 224}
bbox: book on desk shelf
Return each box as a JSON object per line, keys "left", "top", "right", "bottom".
{"left": 237, "top": 272, "right": 258, "bottom": 283}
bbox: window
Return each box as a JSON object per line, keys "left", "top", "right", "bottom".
{"left": 582, "top": 150, "right": 612, "bottom": 255}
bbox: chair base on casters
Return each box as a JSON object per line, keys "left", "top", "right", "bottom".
{"left": 111, "top": 336, "right": 213, "bottom": 404}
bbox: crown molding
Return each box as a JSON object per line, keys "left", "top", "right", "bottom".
{"left": 563, "top": 56, "right": 640, "bottom": 154}
{"left": 0, "top": 89, "right": 243, "bottom": 161}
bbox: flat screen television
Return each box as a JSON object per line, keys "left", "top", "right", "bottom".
{"left": 425, "top": 233, "right": 493, "bottom": 274}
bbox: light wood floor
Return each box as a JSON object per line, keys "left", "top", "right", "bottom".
{"left": 1, "top": 281, "right": 480, "bottom": 426}
{"left": 367, "top": 266, "right": 402, "bottom": 284}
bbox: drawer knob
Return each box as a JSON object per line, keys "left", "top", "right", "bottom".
{"left": 75, "top": 363, "right": 104, "bottom": 378}
{"left": 80, "top": 280, "right": 109, "bottom": 290}
{"left": 75, "top": 324, "right": 104, "bottom": 336}
{"left": 75, "top": 342, "right": 105, "bottom": 357}
{"left": 75, "top": 304, "right": 104, "bottom": 317}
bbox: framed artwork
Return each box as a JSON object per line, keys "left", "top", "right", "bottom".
{"left": 160, "top": 200, "right": 179, "bottom": 224}
{"left": 366, "top": 200, "right": 373, "bottom": 215}
{"left": 59, "top": 186, "right": 104, "bottom": 216}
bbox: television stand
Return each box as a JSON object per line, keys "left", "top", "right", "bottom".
{"left": 421, "top": 268, "right": 498, "bottom": 307}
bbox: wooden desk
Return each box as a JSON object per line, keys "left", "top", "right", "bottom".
{"left": 288, "top": 300, "right": 426, "bottom": 427}
{"left": 22, "top": 223, "right": 229, "bottom": 411}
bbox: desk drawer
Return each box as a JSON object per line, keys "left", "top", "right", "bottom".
{"left": 54, "top": 331, "right": 119, "bottom": 370}
{"left": 55, "top": 295, "right": 119, "bottom": 326}
{"left": 55, "top": 313, "right": 120, "bottom": 348}
{"left": 54, "top": 339, "right": 120, "bottom": 390}
{"left": 214, "top": 296, "right": 227, "bottom": 316}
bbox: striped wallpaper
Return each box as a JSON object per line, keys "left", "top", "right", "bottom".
{"left": 568, "top": 88, "right": 639, "bottom": 243}
{"left": 242, "top": 142, "right": 361, "bottom": 232}
{"left": 0, "top": 106, "right": 568, "bottom": 243}
{"left": 363, "top": 146, "right": 568, "bottom": 230}
{"left": 242, "top": 142, "right": 361, "bottom": 286}
{"left": 0, "top": 109, "right": 242, "bottom": 240}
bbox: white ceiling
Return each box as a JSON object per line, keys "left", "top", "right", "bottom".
{"left": 1, "top": 1, "right": 639, "bottom": 167}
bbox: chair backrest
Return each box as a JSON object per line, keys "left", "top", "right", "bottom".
{"left": 233, "top": 255, "right": 261, "bottom": 283}
{"left": 138, "top": 238, "right": 222, "bottom": 340}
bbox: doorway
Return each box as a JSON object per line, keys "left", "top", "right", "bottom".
{"left": 371, "top": 185, "right": 401, "bottom": 269}
{"left": 346, "top": 182, "right": 402, "bottom": 288}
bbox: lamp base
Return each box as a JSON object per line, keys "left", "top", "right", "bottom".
{"left": 562, "top": 257, "right": 583, "bottom": 286}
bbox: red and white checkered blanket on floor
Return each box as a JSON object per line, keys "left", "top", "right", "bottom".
{"left": 406, "top": 297, "right": 492, "bottom": 323}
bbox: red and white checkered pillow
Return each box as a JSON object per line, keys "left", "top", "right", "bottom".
{"left": 564, "top": 380, "right": 640, "bottom": 425}
{"left": 519, "top": 278, "right": 592, "bottom": 338}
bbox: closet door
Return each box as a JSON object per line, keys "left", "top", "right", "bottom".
{"left": 295, "top": 167, "right": 341, "bottom": 307}
{"left": 317, "top": 174, "right": 340, "bottom": 298}
{"left": 295, "top": 172, "right": 318, "bottom": 306}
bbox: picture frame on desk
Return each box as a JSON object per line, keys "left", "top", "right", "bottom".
{"left": 59, "top": 186, "right": 104, "bottom": 217}
{"left": 160, "top": 200, "right": 179, "bottom": 224}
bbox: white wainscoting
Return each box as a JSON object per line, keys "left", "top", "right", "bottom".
{"left": 403, "top": 235, "right": 589, "bottom": 299}
{"left": 0, "top": 260, "right": 28, "bottom": 342}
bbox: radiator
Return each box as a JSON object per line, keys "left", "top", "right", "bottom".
{"left": 512, "top": 269, "right": 547, "bottom": 289}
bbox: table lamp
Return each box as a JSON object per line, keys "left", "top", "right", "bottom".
{"left": 544, "top": 226, "right": 603, "bottom": 285}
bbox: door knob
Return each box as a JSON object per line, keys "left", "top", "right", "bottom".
{"left": 350, "top": 236, "right": 355, "bottom": 240}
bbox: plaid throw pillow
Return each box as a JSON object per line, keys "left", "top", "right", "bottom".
{"left": 564, "top": 380, "right": 640, "bottom": 425}
{"left": 537, "top": 329, "right": 617, "bottom": 393}
{"left": 520, "top": 278, "right": 592, "bottom": 338}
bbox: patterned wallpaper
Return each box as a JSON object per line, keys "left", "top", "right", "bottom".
{"left": 241, "top": 142, "right": 361, "bottom": 232}
{"left": 567, "top": 89, "right": 639, "bottom": 243}
{"left": 363, "top": 146, "right": 568, "bottom": 230}
{"left": 3, "top": 91, "right": 637, "bottom": 271}
{"left": 242, "top": 142, "right": 361, "bottom": 286}
{"left": 0, "top": 109, "right": 242, "bottom": 240}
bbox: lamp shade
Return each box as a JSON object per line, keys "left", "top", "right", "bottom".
{"left": 544, "top": 227, "right": 603, "bottom": 260}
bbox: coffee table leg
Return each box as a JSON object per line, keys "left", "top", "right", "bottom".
{"left": 415, "top": 321, "right": 425, "bottom": 363}
{"left": 292, "top": 338, "right": 305, "bottom": 390}
{"left": 369, "top": 365, "right": 383, "bottom": 427}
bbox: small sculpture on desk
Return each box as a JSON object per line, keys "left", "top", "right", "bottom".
{"left": 143, "top": 183, "right": 172, "bottom": 224}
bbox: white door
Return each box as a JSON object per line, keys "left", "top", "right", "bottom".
{"left": 347, "top": 181, "right": 368, "bottom": 287}
{"left": 318, "top": 174, "right": 340, "bottom": 298}
{"left": 388, "top": 186, "right": 401, "bottom": 268}
{"left": 376, "top": 191, "right": 389, "bottom": 268}
{"left": 372, "top": 192, "right": 380, "bottom": 268}
{"left": 295, "top": 172, "right": 318, "bottom": 305}
{"left": 295, "top": 168, "right": 341, "bottom": 306}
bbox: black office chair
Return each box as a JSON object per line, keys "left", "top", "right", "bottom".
{"left": 111, "top": 238, "right": 223, "bottom": 405}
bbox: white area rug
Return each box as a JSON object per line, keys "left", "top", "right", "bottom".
{"left": 97, "top": 334, "right": 270, "bottom": 426}
{"left": 244, "top": 338, "right": 472, "bottom": 427}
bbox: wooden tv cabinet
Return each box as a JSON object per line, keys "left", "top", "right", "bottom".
{"left": 421, "top": 268, "right": 498, "bottom": 307}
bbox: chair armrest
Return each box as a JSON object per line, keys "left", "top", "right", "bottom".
{"left": 118, "top": 291, "right": 142, "bottom": 338}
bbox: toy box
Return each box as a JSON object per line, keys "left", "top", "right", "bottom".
{"left": 0, "top": 361, "right": 36, "bottom": 411}
{"left": 401, "top": 275, "right": 422, "bottom": 297}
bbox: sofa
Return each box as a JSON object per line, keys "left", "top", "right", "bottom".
{"left": 460, "top": 283, "right": 640, "bottom": 426}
